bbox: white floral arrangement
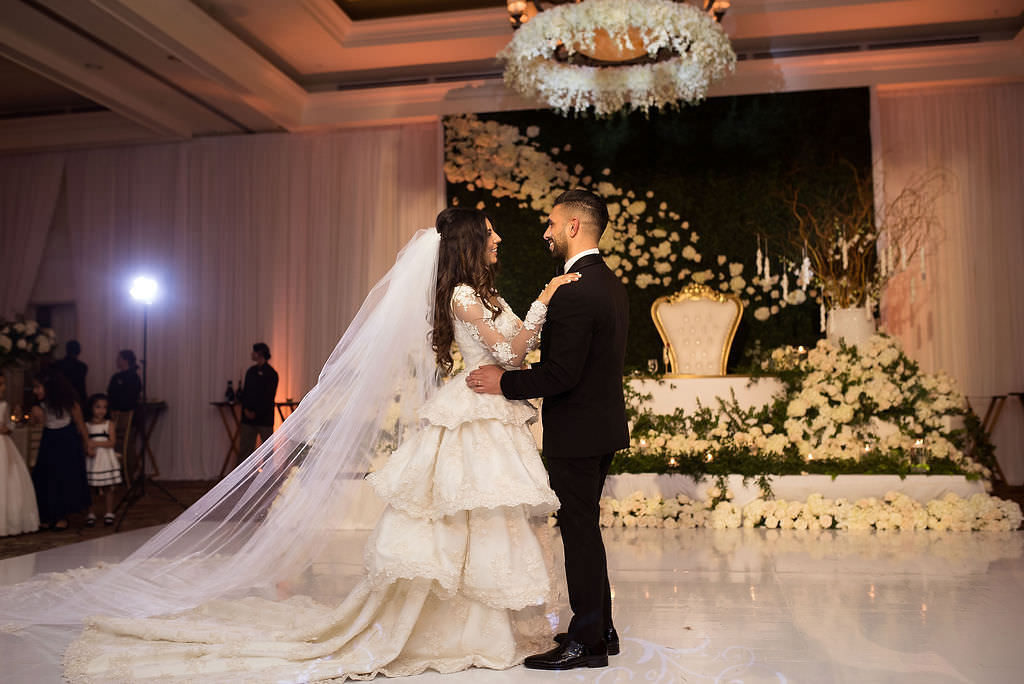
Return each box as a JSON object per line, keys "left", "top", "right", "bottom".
{"left": 444, "top": 114, "right": 794, "bottom": 318}
{"left": 766, "top": 335, "right": 978, "bottom": 469}
{"left": 625, "top": 334, "right": 994, "bottom": 484}
{"left": 500, "top": 0, "right": 735, "bottom": 116}
{"left": 586, "top": 489, "right": 1022, "bottom": 532}
{"left": 0, "top": 319, "right": 56, "bottom": 368}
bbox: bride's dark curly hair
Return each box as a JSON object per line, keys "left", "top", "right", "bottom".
{"left": 432, "top": 207, "right": 502, "bottom": 373}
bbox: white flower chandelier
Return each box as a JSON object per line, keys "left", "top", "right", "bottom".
{"left": 499, "top": 0, "right": 736, "bottom": 116}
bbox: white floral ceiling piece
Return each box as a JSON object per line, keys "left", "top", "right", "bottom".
{"left": 499, "top": 0, "right": 736, "bottom": 116}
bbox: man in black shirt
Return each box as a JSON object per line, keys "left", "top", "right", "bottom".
{"left": 53, "top": 340, "right": 88, "bottom": 405}
{"left": 236, "top": 342, "right": 279, "bottom": 469}
{"left": 107, "top": 349, "right": 142, "bottom": 474}
{"left": 107, "top": 349, "right": 141, "bottom": 412}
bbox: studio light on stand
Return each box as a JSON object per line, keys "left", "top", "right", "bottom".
{"left": 114, "top": 276, "right": 185, "bottom": 530}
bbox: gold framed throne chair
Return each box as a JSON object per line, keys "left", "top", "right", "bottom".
{"left": 651, "top": 283, "right": 743, "bottom": 376}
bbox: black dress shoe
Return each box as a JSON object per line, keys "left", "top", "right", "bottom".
{"left": 554, "top": 626, "right": 620, "bottom": 656}
{"left": 524, "top": 640, "right": 608, "bottom": 670}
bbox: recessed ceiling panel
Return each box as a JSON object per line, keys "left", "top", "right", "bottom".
{"left": 335, "top": 0, "right": 504, "bottom": 21}
{"left": 0, "top": 55, "right": 99, "bottom": 117}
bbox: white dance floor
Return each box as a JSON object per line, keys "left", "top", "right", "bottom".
{"left": 3, "top": 525, "right": 1023, "bottom": 683}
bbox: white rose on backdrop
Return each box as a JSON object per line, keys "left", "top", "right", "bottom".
{"left": 0, "top": 335, "right": 11, "bottom": 352}
{"left": 785, "top": 289, "right": 807, "bottom": 305}
{"left": 16, "top": 339, "right": 27, "bottom": 350}
{"left": 833, "top": 404, "right": 855, "bottom": 424}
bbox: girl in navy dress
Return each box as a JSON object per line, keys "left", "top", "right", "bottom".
{"left": 30, "top": 372, "right": 91, "bottom": 530}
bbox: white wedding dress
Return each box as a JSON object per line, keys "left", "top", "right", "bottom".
{"left": 64, "top": 284, "right": 560, "bottom": 683}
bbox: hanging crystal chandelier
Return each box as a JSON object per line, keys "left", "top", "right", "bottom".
{"left": 506, "top": 0, "right": 731, "bottom": 31}
{"left": 500, "top": 0, "right": 736, "bottom": 115}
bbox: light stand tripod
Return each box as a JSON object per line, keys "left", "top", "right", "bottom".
{"left": 114, "top": 277, "right": 186, "bottom": 531}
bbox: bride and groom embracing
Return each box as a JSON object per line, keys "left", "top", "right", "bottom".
{"left": 1, "top": 189, "right": 628, "bottom": 682}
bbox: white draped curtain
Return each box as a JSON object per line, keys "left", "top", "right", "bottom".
{"left": 0, "top": 153, "right": 64, "bottom": 319}
{"left": 6, "top": 123, "right": 443, "bottom": 478}
{"left": 873, "top": 82, "right": 1024, "bottom": 483}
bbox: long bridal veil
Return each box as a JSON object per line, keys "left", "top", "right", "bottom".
{"left": 0, "top": 229, "right": 443, "bottom": 648}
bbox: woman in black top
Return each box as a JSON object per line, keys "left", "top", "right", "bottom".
{"left": 107, "top": 350, "right": 141, "bottom": 475}
{"left": 107, "top": 350, "right": 141, "bottom": 412}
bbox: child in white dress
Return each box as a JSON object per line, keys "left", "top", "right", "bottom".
{"left": 0, "top": 375, "right": 39, "bottom": 536}
{"left": 84, "top": 394, "right": 122, "bottom": 526}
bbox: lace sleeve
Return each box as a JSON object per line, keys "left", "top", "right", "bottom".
{"left": 451, "top": 285, "right": 546, "bottom": 368}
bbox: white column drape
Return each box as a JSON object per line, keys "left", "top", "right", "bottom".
{"left": 874, "top": 82, "right": 1024, "bottom": 483}
{"left": 53, "top": 123, "right": 443, "bottom": 478}
{"left": 0, "top": 153, "right": 64, "bottom": 319}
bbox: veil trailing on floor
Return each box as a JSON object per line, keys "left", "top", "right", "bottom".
{"left": 0, "top": 227, "right": 442, "bottom": 631}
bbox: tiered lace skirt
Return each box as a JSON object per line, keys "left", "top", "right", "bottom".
{"left": 65, "top": 379, "right": 559, "bottom": 683}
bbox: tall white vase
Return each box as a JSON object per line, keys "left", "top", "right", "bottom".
{"left": 826, "top": 307, "right": 876, "bottom": 346}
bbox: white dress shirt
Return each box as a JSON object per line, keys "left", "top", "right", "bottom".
{"left": 564, "top": 248, "right": 601, "bottom": 273}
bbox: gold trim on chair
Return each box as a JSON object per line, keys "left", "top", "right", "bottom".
{"left": 650, "top": 283, "right": 744, "bottom": 375}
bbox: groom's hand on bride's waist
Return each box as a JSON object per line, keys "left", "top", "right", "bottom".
{"left": 467, "top": 365, "right": 504, "bottom": 395}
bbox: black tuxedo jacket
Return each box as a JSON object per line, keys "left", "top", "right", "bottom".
{"left": 500, "top": 253, "right": 629, "bottom": 459}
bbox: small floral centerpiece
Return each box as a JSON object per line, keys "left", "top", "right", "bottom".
{"left": 499, "top": 0, "right": 736, "bottom": 116}
{"left": 0, "top": 319, "right": 56, "bottom": 368}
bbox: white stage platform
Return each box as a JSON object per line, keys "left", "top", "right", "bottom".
{"left": 2, "top": 525, "right": 1022, "bottom": 683}
{"left": 628, "top": 375, "right": 786, "bottom": 415}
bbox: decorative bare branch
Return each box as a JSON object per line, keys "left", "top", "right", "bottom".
{"left": 783, "top": 161, "right": 954, "bottom": 308}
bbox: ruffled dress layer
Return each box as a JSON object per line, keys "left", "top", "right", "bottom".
{"left": 0, "top": 402, "right": 39, "bottom": 537}
{"left": 65, "top": 290, "right": 560, "bottom": 683}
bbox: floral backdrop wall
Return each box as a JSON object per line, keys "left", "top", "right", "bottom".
{"left": 444, "top": 88, "right": 872, "bottom": 370}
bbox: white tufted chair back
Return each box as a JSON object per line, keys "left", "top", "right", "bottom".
{"left": 651, "top": 284, "right": 743, "bottom": 376}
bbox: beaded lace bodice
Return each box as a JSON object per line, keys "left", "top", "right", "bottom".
{"left": 450, "top": 284, "right": 546, "bottom": 371}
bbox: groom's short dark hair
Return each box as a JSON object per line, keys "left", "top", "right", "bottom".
{"left": 554, "top": 189, "right": 609, "bottom": 236}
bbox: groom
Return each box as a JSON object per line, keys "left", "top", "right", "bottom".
{"left": 468, "top": 189, "right": 629, "bottom": 670}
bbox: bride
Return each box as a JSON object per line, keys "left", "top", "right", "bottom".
{"left": 0, "top": 208, "right": 579, "bottom": 682}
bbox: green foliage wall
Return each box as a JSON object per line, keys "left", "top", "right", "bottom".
{"left": 444, "top": 88, "right": 871, "bottom": 370}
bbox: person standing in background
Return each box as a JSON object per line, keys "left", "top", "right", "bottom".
{"left": 107, "top": 350, "right": 141, "bottom": 478}
{"left": 107, "top": 350, "right": 141, "bottom": 414}
{"left": 53, "top": 340, "right": 88, "bottom": 405}
{"left": 236, "top": 343, "right": 278, "bottom": 469}
{"left": 30, "top": 372, "right": 91, "bottom": 531}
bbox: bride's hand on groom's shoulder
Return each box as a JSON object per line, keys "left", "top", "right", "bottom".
{"left": 467, "top": 365, "right": 504, "bottom": 395}
{"left": 538, "top": 272, "right": 582, "bottom": 306}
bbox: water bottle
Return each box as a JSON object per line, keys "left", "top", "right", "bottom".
{"left": 225, "top": 380, "right": 235, "bottom": 403}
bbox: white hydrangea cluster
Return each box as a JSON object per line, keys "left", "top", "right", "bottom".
{"left": 588, "top": 490, "right": 1022, "bottom": 531}
{"left": 444, "top": 114, "right": 793, "bottom": 317}
{"left": 499, "top": 0, "right": 735, "bottom": 116}
{"left": 0, "top": 319, "right": 56, "bottom": 367}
